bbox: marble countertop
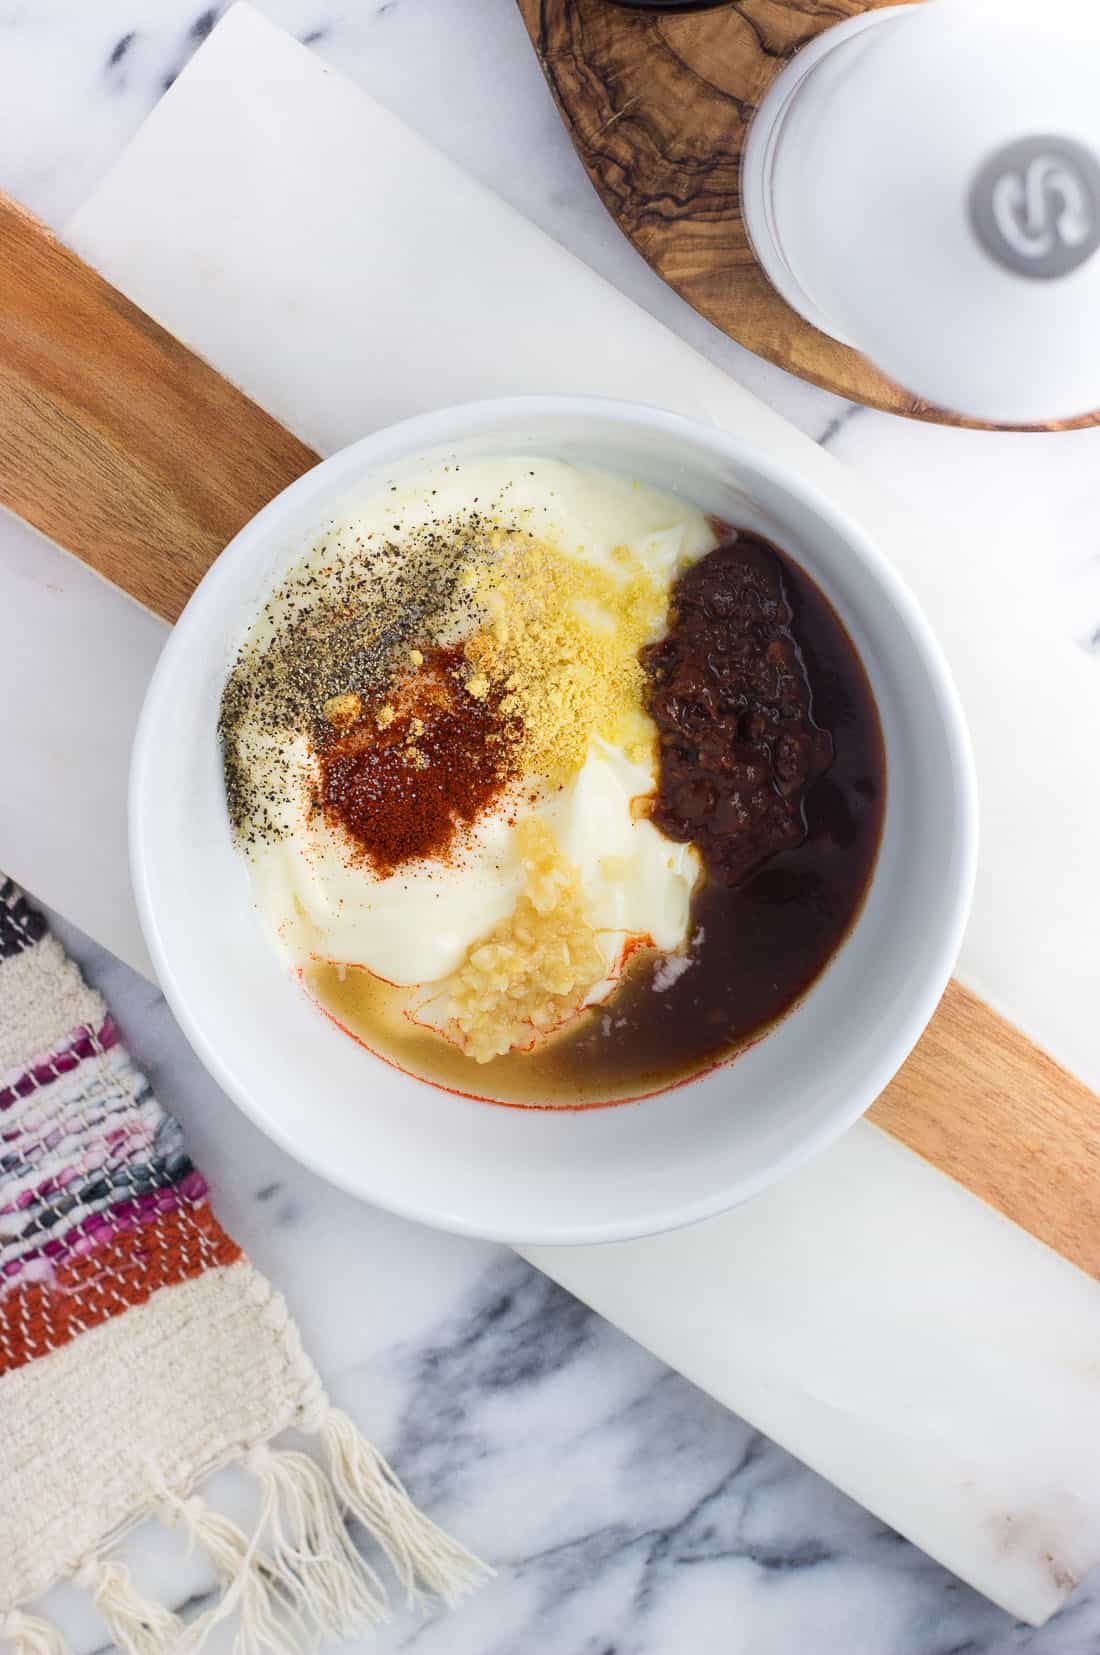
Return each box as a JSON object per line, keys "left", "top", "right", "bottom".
{"left": 4, "top": 3, "right": 1100, "bottom": 1652}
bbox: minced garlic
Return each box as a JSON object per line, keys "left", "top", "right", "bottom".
{"left": 447, "top": 818, "right": 605, "bottom": 1062}
{"left": 462, "top": 536, "right": 664, "bottom": 785}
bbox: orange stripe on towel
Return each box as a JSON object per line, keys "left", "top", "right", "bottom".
{"left": 0, "top": 1203, "right": 241, "bottom": 1376}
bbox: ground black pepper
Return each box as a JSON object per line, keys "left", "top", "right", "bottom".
{"left": 218, "top": 510, "right": 494, "bottom": 847}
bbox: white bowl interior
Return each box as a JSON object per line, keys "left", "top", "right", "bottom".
{"left": 132, "top": 399, "right": 975, "bottom": 1245}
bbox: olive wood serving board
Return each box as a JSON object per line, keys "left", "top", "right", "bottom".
{"left": 2, "top": 193, "right": 1098, "bottom": 1278}
{"left": 515, "top": 0, "right": 1100, "bottom": 433}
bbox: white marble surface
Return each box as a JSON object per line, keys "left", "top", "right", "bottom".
{"left": 39, "top": 905, "right": 1100, "bottom": 1655}
{"left": 3, "top": 2, "right": 1100, "bottom": 1652}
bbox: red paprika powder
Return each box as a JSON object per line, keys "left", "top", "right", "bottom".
{"left": 318, "top": 645, "right": 519, "bottom": 877}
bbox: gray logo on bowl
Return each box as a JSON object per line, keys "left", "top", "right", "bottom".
{"left": 969, "top": 135, "right": 1100, "bottom": 279}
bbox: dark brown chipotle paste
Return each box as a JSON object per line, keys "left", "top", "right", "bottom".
{"left": 642, "top": 535, "right": 835, "bottom": 884}
{"left": 513, "top": 527, "right": 886, "bottom": 1098}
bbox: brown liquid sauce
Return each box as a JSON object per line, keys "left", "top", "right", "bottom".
{"left": 308, "top": 530, "right": 885, "bottom": 1108}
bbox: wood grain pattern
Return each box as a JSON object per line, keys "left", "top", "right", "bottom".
{"left": 2, "top": 199, "right": 1097, "bottom": 1278}
{"left": 869, "top": 981, "right": 1100, "bottom": 1279}
{"left": 516, "top": 0, "right": 1100, "bottom": 433}
{"left": 0, "top": 194, "right": 318, "bottom": 622}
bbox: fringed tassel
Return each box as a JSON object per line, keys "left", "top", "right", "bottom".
{"left": 72, "top": 1557, "right": 183, "bottom": 1655}
{"left": 129, "top": 1414, "right": 489, "bottom": 1653}
{"left": 0, "top": 1609, "right": 72, "bottom": 1655}
{"left": 249, "top": 1443, "right": 390, "bottom": 1642}
{"left": 317, "top": 1406, "right": 491, "bottom": 1606}
{"left": 159, "top": 1491, "right": 304, "bottom": 1655}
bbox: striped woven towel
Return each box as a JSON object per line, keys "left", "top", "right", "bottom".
{"left": 0, "top": 877, "right": 485, "bottom": 1654}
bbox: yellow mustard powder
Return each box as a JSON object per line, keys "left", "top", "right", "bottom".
{"left": 461, "top": 533, "right": 665, "bottom": 784}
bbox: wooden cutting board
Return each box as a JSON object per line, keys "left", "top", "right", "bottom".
{"left": 516, "top": 0, "right": 1100, "bottom": 434}
{"left": 2, "top": 191, "right": 1097, "bottom": 1277}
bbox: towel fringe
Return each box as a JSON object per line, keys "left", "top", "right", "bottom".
{"left": 317, "top": 1405, "right": 491, "bottom": 1606}
{"left": 5, "top": 1408, "right": 487, "bottom": 1654}
{"left": 250, "top": 1441, "right": 390, "bottom": 1641}
{"left": 0, "top": 1609, "right": 72, "bottom": 1655}
{"left": 72, "top": 1557, "right": 184, "bottom": 1655}
{"left": 163, "top": 1490, "right": 305, "bottom": 1655}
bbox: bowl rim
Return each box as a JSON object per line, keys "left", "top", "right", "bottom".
{"left": 130, "top": 393, "right": 979, "bottom": 1244}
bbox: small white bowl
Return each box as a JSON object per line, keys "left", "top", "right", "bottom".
{"left": 131, "top": 397, "right": 977, "bottom": 1246}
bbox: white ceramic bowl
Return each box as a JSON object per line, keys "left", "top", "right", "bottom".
{"left": 131, "top": 397, "right": 977, "bottom": 1246}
